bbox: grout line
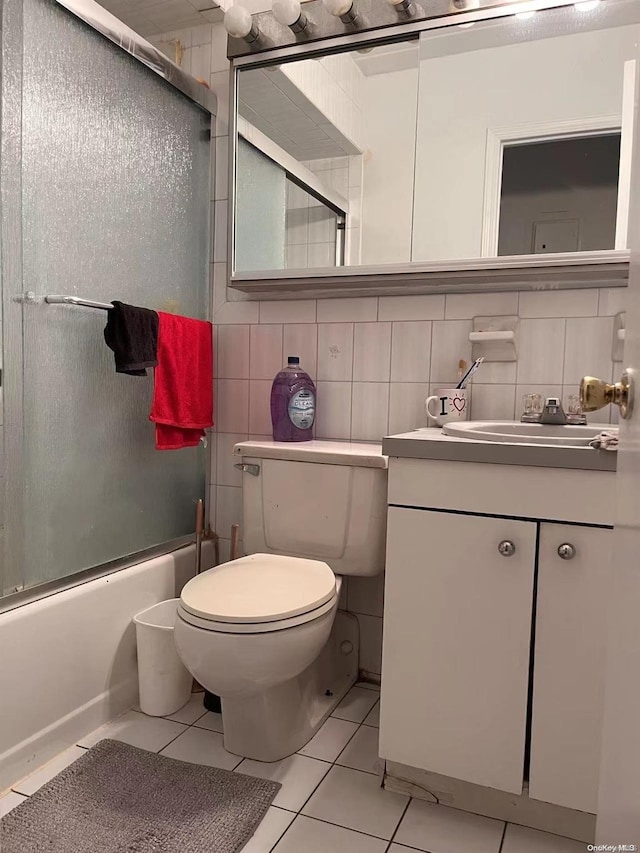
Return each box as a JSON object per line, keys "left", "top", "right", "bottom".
{"left": 498, "top": 819, "right": 508, "bottom": 852}
{"left": 384, "top": 794, "right": 413, "bottom": 852}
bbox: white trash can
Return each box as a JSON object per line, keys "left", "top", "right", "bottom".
{"left": 133, "top": 599, "right": 193, "bottom": 717}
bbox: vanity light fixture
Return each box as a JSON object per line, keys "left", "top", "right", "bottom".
{"left": 224, "top": 5, "right": 260, "bottom": 43}
{"left": 451, "top": 0, "right": 478, "bottom": 25}
{"left": 387, "top": 0, "right": 416, "bottom": 18}
{"left": 322, "top": 0, "right": 360, "bottom": 26}
{"left": 272, "top": 0, "right": 309, "bottom": 33}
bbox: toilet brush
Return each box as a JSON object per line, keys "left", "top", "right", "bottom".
{"left": 195, "top": 498, "right": 204, "bottom": 575}
{"left": 230, "top": 523, "right": 240, "bottom": 561}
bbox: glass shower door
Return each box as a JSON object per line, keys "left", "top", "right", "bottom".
{"left": 2, "top": 0, "right": 211, "bottom": 596}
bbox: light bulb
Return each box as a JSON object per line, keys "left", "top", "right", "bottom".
{"left": 273, "top": 0, "right": 308, "bottom": 32}
{"left": 387, "top": 0, "right": 416, "bottom": 16}
{"left": 224, "top": 5, "right": 259, "bottom": 42}
{"left": 575, "top": 0, "right": 600, "bottom": 9}
{"left": 322, "top": 0, "right": 359, "bottom": 25}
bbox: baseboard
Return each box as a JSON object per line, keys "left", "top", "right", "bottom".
{"left": 0, "top": 677, "right": 137, "bottom": 792}
{"left": 384, "top": 760, "right": 596, "bottom": 843}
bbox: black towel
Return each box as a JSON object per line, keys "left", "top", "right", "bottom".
{"left": 103, "top": 301, "right": 159, "bottom": 376}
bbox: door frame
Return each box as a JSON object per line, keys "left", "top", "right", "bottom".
{"left": 481, "top": 114, "right": 624, "bottom": 257}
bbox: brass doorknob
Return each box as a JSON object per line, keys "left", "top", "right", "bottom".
{"left": 579, "top": 371, "right": 634, "bottom": 420}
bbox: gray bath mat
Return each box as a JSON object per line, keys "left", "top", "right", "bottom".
{"left": 1, "top": 738, "right": 281, "bottom": 853}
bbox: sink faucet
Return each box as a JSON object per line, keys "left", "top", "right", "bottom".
{"left": 538, "top": 397, "right": 567, "bottom": 425}
{"left": 520, "top": 394, "right": 587, "bottom": 425}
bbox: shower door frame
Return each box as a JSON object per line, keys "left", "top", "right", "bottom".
{"left": 0, "top": 0, "right": 216, "bottom": 606}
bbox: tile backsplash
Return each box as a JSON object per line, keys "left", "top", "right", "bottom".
{"left": 148, "top": 20, "right": 627, "bottom": 680}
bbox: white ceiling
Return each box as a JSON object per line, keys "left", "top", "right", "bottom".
{"left": 96, "top": 0, "right": 223, "bottom": 37}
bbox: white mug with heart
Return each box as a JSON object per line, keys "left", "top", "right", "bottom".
{"left": 425, "top": 388, "right": 469, "bottom": 427}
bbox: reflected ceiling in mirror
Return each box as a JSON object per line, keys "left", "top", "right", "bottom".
{"left": 233, "top": 0, "right": 638, "bottom": 276}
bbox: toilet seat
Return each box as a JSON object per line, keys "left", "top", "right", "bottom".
{"left": 178, "top": 553, "right": 337, "bottom": 634}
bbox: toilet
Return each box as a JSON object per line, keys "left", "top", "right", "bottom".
{"left": 174, "top": 440, "right": 388, "bottom": 762}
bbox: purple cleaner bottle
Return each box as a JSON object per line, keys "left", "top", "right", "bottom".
{"left": 270, "top": 356, "right": 316, "bottom": 442}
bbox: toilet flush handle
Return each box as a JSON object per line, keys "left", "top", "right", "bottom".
{"left": 234, "top": 463, "right": 261, "bottom": 476}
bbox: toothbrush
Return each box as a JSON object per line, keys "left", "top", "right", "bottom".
{"left": 457, "top": 357, "right": 484, "bottom": 389}
{"left": 457, "top": 359, "right": 467, "bottom": 384}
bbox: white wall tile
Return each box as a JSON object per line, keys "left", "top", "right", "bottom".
{"left": 315, "top": 382, "right": 352, "bottom": 439}
{"left": 388, "top": 383, "right": 430, "bottom": 435}
{"left": 318, "top": 324, "right": 354, "bottom": 381}
{"left": 216, "top": 379, "right": 249, "bottom": 432}
{"left": 353, "top": 323, "right": 392, "bottom": 382}
{"left": 390, "top": 322, "right": 432, "bottom": 383}
{"left": 378, "top": 295, "right": 445, "bottom": 322}
{"left": 283, "top": 324, "right": 318, "bottom": 379}
{"left": 473, "top": 362, "right": 517, "bottom": 384}
{"left": 286, "top": 209, "right": 309, "bottom": 247}
{"left": 317, "top": 298, "right": 378, "bottom": 323}
{"left": 248, "top": 380, "right": 273, "bottom": 436}
{"left": 430, "top": 320, "right": 473, "bottom": 385}
{"left": 250, "top": 324, "right": 283, "bottom": 380}
{"left": 208, "top": 482, "right": 216, "bottom": 532}
{"left": 216, "top": 325, "right": 250, "bottom": 379}
{"left": 286, "top": 245, "right": 308, "bottom": 269}
{"left": 211, "top": 262, "right": 227, "bottom": 316}
{"left": 260, "top": 300, "right": 316, "bottom": 324}
{"left": 348, "top": 574, "right": 385, "bottom": 618}
{"left": 517, "top": 319, "right": 566, "bottom": 385}
{"left": 190, "top": 42, "right": 211, "bottom": 84}
{"left": 598, "top": 287, "right": 626, "bottom": 316}
{"left": 214, "top": 135, "right": 229, "bottom": 201}
{"left": 213, "top": 199, "right": 227, "bottom": 262}
{"left": 470, "top": 385, "right": 516, "bottom": 421}
{"left": 563, "top": 317, "right": 614, "bottom": 386}
{"left": 210, "top": 22, "right": 229, "bottom": 74}
{"left": 445, "top": 292, "right": 518, "bottom": 320}
{"left": 210, "top": 70, "right": 230, "bottom": 137}
{"left": 350, "top": 383, "right": 389, "bottom": 442}
{"left": 308, "top": 243, "right": 335, "bottom": 268}
{"left": 357, "top": 614, "right": 383, "bottom": 675}
{"left": 519, "top": 288, "right": 598, "bottom": 318}
{"left": 216, "top": 485, "right": 243, "bottom": 539}
{"left": 216, "top": 432, "right": 247, "bottom": 487}
{"left": 214, "top": 299, "right": 260, "bottom": 325}
{"left": 308, "top": 208, "right": 336, "bottom": 243}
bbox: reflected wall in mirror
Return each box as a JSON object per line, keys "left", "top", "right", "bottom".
{"left": 233, "top": 0, "right": 638, "bottom": 274}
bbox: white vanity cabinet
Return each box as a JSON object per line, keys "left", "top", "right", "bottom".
{"left": 380, "top": 457, "right": 614, "bottom": 815}
{"left": 382, "top": 507, "right": 536, "bottom": 794}
{"left": 529, "top": 524, "right": 612, "bottom": 814}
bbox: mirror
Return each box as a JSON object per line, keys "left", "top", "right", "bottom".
{"left": 233, "top": 0, "right": 637, "bottom": 275}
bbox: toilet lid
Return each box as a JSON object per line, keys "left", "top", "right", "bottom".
{"left": 180, "top": 553, "right": 336, "bottom": 624}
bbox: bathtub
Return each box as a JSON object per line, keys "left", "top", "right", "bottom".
{"left": 0, "top": 542, "right": 215, "bottom": 791}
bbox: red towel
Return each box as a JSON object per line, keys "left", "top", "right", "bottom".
{"left": 149, "top": 311, "right": 214, "bottom": 450}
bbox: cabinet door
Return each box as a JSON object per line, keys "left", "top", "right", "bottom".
{"left": 529, "top": 524, "right": 612, "bottom": 813}
{"left": 380, "top": 507, "right": 536, "bottom": 794}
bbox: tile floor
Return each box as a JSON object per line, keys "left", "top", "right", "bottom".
{"left": 0, "top": 683, "right": 586, "bottom": 852}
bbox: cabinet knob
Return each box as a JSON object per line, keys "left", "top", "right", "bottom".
{"left": 557, "top": 543, "right": 577, "bottom": 560}
{"left": 498, "top": 540, "right": 516, "bottom": 557}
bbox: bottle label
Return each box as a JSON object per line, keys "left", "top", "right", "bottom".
{"left": 288, "top": 389, "right": 315, "bottom": 430}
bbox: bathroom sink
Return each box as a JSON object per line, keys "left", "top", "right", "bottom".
{"left": 442, "top": 421, "right": 608, "bottom": 446}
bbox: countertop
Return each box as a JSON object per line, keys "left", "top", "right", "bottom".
{"left": 382, "top": 428, "right": 617, "bottom": 472}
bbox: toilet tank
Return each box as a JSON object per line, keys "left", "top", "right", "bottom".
{"left": 233, "top": 440, "right": 388, "bottom": 576}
